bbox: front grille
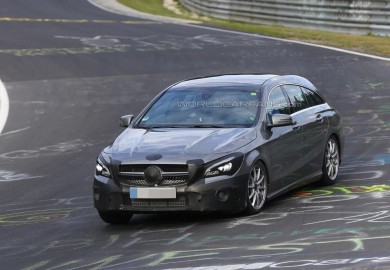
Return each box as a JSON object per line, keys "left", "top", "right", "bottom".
{"left": 118, "top": 164, "right": 189, "bottom": 187}
{"left": 122, "top": 195, "right": 188, "bottom": 207}
{"left": 162, "top": 176, "right": 189, "bottom": 185}
{"left": 119, "top": 175, "right": 188, "bottom": 187}
{"left": 119, "top": 176, "right": 147, "bottom": 186}
{"left": 119, "top": 164, "right": 187, "bottom": 173}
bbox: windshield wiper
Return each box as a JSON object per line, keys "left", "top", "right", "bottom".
{"left": 180, "top": 125, "right": 227, "bottom": 128}
{"left": 140, "top": 125, "right": 232, "bottom": 129}
{"left": 139, "top": 126, "right": 164, "bottom": 129}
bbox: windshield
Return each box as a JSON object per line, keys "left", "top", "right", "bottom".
{"left": 138, "top": 86, "right": 261, "bottom": 128}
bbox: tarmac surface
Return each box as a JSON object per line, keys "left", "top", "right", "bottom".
{"left": 0, "top": 0, "right": 390, "bottom": 269}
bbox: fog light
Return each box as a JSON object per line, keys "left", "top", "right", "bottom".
{"left": 217, "top": 190, "right": 229, "bottom": 202}
{"left": 94, "top": 192, "right": 100, "bottom": 201}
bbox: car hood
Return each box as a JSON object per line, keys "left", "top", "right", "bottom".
{"left": 106, "top": 128, "right": 256, "bottom": 163}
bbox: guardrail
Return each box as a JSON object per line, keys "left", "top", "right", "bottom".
{"left": 180, "top": 0, "right": 390, "bottom": 36}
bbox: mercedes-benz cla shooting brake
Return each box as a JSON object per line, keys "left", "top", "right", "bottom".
{"left": 94, "top": 74, "right": 344, "bottom": 224}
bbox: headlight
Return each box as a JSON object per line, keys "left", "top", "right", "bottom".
{"left": 96, "top": 153, "right": 111, "bottom": 178}
{"left": 204, "top": 155, "right": 243, "bottom": 178}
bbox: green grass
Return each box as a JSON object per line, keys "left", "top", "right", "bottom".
{"left": 209, "top": 19, "right": 390, "bottom": 57}
{"left": 118, "top": 0, "right": 190, "bottom": 19}
{"left": 119, "top": 0, "right": 390, "bottom": 57}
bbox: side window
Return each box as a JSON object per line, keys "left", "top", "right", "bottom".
{"left": 300, "top": 87, "right": 316, "bottom": 107}
{"left": 267, "top": 86, "right": 290, "bottom": 116}
{"left": 301, "top": 87, "right": 325, "bottom": 106}
{"left": 312, "top": 89, "right": 325, "bottom": 105}
{"left": 283, "top": 85, "right": 309, "bottom": 113}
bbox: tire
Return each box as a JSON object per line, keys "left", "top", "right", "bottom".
{"left": 243, "top": 161, "right": 268, "bottom": 215}
{"left": 319, "top": 136, "right": 340, "bottom": 186}
{"left": 98, "top": 210, "right": 133, "bottom": 225}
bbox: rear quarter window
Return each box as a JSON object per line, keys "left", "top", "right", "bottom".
{"left": 301, "top": 87, "right": 325, "bottom": 106}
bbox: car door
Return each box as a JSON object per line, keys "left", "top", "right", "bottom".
{"left": 300, "top": 87, "right": 329, "bottom": 174}
{"left": 265, "top": 86, "right": 303, "bottom": 193}
{"left": 283, "top": 85, "right": 326, "bottom": 181}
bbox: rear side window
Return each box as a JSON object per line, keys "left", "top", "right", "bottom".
{"left": 267, "top": 86, "right": 290, "bottom": 116}
{"left": 283, "top": 85, "right": 309, "bottom": 113}
{"left": 301, "top": 87, "right": 325, "bottom": 106}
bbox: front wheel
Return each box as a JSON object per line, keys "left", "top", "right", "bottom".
{"left": 243, "top": 161, "right": 268, "bottom": 215}
{"left": 98, "top": 210, "right": 133, "bottom": 225}
{"left": 319, "top": 136, "right": 340, "bottom": 185}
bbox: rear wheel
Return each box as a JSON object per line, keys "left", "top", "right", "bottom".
{"left": 98, "top": 210, "right": 133, "bottom": 224}
{"left": 320, "top": 136, "right": 340, "bottom": 185}
{"left": 244, "top": 161, "right": 268, "bottom": 215}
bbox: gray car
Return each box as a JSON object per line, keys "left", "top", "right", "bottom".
{"left": 93, "top": 74, "right": 344, "bottom": 224}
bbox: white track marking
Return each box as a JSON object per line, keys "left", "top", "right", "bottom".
{"left": 87, "top": 0, "right": 390, "bottom": 62}
{"left": 0, "top": 79, "right": 9, "bottom": 134}
{"left": 0, "top": 127, "right": 30, "bottom": 137}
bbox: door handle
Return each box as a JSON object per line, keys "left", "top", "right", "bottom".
{"left": 316, "top": 114, "right": 323, "bottom": 123}
{"left": 292, "top": 122, "right": 300, "bottom": 130}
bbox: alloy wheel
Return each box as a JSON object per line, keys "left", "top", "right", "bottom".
{"left": 325, "top": 138, "right": 339, "bottom": 181}
{"left": 248, "top": 165, "right": 267, "bottom": 210}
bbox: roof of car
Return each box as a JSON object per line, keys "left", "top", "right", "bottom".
{"left": 171, "top": 74, "right": 279, "bottom": 89}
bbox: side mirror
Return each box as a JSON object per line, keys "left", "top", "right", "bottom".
{"left": 268, "top": 114, "right": 293, "bottom": 127}
{"left": 119, "top": 115, "right": 134, "bottom": 128}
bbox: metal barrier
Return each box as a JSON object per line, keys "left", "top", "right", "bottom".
{"left": 180, "top": 0, "right": 390, "bottom": 36}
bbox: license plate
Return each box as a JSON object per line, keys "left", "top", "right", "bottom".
{"left": 130, "top": 187, "right": 176, "bottom": 199}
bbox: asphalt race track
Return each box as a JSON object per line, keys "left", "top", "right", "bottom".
{"left": 0, "top": 1, "right": 390, "bottom": 269}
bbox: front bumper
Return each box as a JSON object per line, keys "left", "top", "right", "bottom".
{"left": 93, "top": 173, "right": 248, "bottom": 213}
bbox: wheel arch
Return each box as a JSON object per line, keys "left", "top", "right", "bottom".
{"left": 244, "top": 149, "right": 271, "bottom": 196}
{"left": 253, "top": 157, "right": 270, "bottom": 198}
